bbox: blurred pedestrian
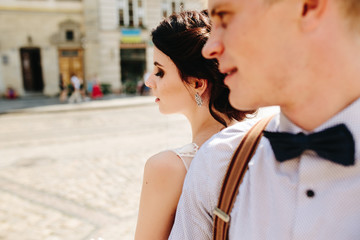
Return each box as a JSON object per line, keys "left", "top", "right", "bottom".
{"left": 68, "top": 73, "right": 82, "bottom": 103}
{"left": 87, "top": 76, "right": 93, "bottom": 96}
{"left": 59, "top": 74, "right": 67, "bottom": 102}
{"left": 5, "top": 86, "right": 17, "bottom": 99}
{"left": 91, "top": 74, "right": 103, "bottom": 99}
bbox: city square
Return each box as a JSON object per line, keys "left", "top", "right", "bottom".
{"left": 0, "top": 97, "right": 191, "bottom": 240}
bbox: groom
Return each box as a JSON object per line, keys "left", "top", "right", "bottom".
{"left": 169, "top": 0, "right": 360, "bottom": 239}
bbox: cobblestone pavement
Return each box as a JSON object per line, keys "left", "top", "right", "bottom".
{"left": 0, "top": 103, "right": 191, "bottom": 240}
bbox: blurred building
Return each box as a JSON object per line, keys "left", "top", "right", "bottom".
{"left": 0, "top": 0, "right": 206, "bottom": 97}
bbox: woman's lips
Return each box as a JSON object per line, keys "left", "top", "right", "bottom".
{"left": 155, "top": 97, "right": 160, "bottom": 103}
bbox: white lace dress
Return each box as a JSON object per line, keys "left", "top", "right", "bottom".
{"left": 171, "top": 143, "right": 199, "bottom": 171}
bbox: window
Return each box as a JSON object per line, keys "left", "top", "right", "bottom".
{"left": 66, "top": 30, "right": 74, "bottom": 41}
{"left": 61, "top": 50, "right": 78, "bottom": 57}
{"left": 129, "top": 0, "right": 134, "bottom": 27}
{"left": 119, "top": 9, "right": 124, "bottom": 26}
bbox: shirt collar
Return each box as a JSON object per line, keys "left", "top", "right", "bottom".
{"left": 278, "top": 97, "right": 360, "bottom": 161}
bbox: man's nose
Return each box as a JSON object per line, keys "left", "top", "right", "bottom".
{"left": 202, "top": 34, "right": 224, "bottom": 59}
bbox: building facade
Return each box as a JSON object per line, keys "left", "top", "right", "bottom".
{"left": 0, "top": 0, "right": 206, "bottom": 97}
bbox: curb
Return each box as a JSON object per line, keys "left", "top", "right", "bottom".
{"left": 0, "top": 96, "right": 156, "bottom": 115}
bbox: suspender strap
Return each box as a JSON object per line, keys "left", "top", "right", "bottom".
{"left": 213, "top": 116, "right": 274, "bottom": 240}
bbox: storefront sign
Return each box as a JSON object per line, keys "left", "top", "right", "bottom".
{"left": 121, "top": 28, "right": 142, "bottom": 43}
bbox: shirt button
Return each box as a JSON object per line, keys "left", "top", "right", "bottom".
{"left": 306, "top": 189, "right": 315, "bottom": 198}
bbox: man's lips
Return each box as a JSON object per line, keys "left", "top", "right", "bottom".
{"left": 226, "top": 69, "right": 238, "bottom": 76}
{"left": 220, "top": 67, "right": 238, "bottom": 77}
{"left": 222, "top": 68, "right": 238, "bottom": 85}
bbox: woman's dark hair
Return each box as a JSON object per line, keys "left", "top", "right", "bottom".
{"left": 151, "top": 10, "right": 255, "bottom": 127}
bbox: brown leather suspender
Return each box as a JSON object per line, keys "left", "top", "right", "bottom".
{"left": 213, "top": 116, "right": 274, "bottom": 240}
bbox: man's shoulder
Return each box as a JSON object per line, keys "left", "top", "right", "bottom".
{"left": 188, "top": 119, "right": 258, "bottom": 167}
{"left": 184, "top": 119, "right": 260, "bottom": 209}
{"left": 204, "top": 119, "right": 258, "bottom": 150}
{"left": 222, "top": 118, "right": 257, "bottom": 136}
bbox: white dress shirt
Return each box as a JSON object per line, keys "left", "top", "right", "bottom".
{"left": 169, "top": 98, "right": 360, "bottom": 240}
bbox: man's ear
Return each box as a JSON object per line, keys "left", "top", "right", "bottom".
{"left": 300, "top": 0, "right": 327, "bottom": 31}
{"left": 191, "top": 78, "right": 208, "bottom": 96}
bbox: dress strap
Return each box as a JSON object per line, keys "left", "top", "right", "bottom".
{"left": 171, "top": 143, "right": 199, "bottom": 171}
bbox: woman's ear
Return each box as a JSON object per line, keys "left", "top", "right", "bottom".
{"left": 191, "top": 78, "right": 208, "bottom": 96}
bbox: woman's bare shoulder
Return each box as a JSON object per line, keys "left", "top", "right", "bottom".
{"left": 144, "top": 150, "right": 186, "bottom": 184}
{"left": 135, "top": 151, "right": 188, "bottom": 240}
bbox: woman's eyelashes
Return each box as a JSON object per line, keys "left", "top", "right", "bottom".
{"left": 155, "top": 69, "right": 164, "bottom": 78}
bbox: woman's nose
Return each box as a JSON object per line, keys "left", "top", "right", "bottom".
{"left": 145, "top": 75, "right": 155, "bottom": 89}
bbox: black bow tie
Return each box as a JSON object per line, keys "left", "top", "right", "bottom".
{"left": 263, "top": 123, "right": 355, "bottom": 166}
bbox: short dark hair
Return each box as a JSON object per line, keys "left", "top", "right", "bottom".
{"left": 151, "top": 10, "right": 254, "bottom": 126}
{"left": 337, "top": 0, "right": 360, "bottom": 29}
{"left": 266, "top": 0, "right": 360, "bottom": 30}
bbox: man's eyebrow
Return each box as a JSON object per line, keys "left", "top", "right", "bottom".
{"left": 210, "top": 7, "right": 219, "bottom": 17}
{"left": 210, "top": 3, "right": 230, "bottom": 17}
{"left": 154, "top": 61, "right": 163, "bottom": 67}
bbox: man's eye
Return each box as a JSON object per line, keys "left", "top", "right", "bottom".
{"left": 218, "top": 11, "right": 226, "bottom": 19}
{"left": 216, "top": 11, "right": 230, "bottom": 28}
{"left": 155, "top": 70, "right": 164, "bottom": 78}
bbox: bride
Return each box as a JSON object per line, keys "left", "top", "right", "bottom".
{"left": 134, "top": 10, "right": 254, "bottom": 240}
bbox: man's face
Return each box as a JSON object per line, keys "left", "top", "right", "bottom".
{"left": 203, "top": 0, "right": 302, "bottom": 110}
